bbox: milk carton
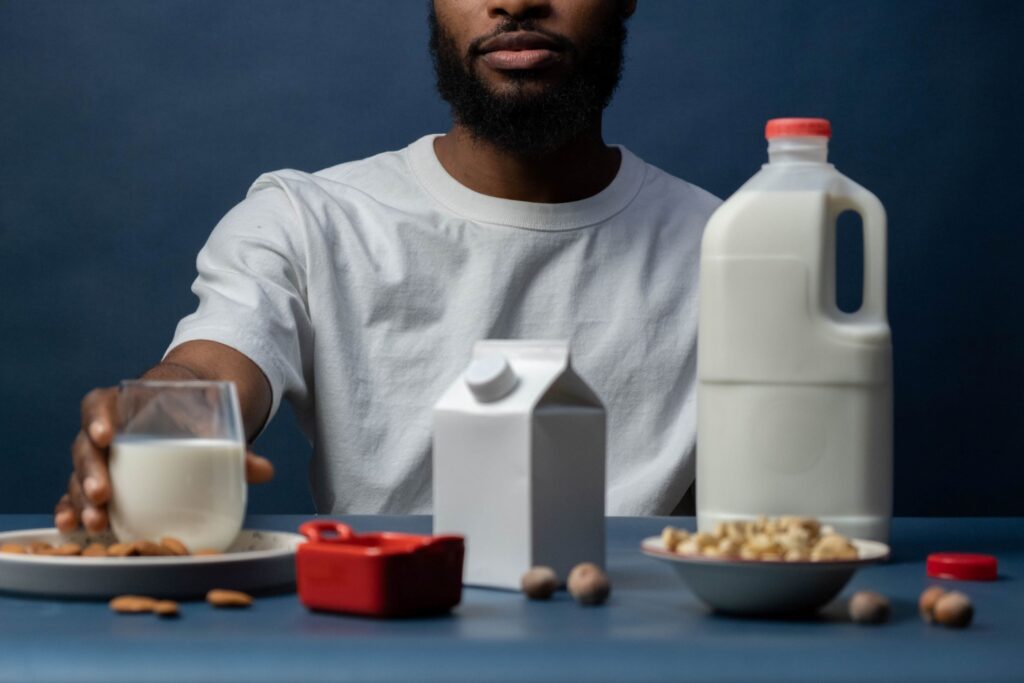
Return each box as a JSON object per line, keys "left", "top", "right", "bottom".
{"left": 433, "top": 340, "right": 606, "bottom": 590}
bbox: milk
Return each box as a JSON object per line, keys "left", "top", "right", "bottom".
{"left": 108, "top": 437, "right": 247, "bottom": 552}
{"left": 433, "top": 340, "right": 606, "bottom": 589}
{"left": 697, "top": 119, "right": 893, "bottom": 542}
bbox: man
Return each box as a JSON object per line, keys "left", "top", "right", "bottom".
{"left": 55, "top": 0, "right": 719, "bottom": 533}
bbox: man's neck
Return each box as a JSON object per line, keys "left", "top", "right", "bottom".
{"left": 433, "top": 123, "right": 621, "bottom": 204}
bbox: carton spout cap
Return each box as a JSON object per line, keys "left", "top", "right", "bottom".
{"left": 465, "top": 353, "right": 519, "bottom": 403}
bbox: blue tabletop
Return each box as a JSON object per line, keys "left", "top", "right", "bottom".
{"left": 0, "top": 515, "right": 1021, "bottom": 683}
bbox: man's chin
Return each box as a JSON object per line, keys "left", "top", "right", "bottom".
{"left": 477, "top": 74, "right": 564, "bottom": 103}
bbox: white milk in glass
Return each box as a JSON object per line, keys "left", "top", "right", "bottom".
{"left": 108, "top": 436, "right": 246, "bottom": 551}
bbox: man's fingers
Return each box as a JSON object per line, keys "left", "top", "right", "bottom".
{"left": 80, "top": 387, "right": 117, "bottom": 449}
{"left": 54, "top": 494, "right": 78, "bottom": 533}
{"left": 62, "top": 387, "right": 116, "bottom": 534}
{"left": 71, "top": 432, "right": 111, "bottom": 506}
{"left": 67, "top": 474, "right": 88, "bottom": 514}
{"left": 68, "top": 474, "right": 108, "bottom": 534}
{"left": 81, "top": 506, "right": 108, "bottom": 534}
{"left": 245, "top": 452, "right": 274, "bottom": 485}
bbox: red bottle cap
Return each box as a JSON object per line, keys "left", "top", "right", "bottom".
{"left": 926, "top": 552, "right": 998, "bottom": 581}
{"left": 765, "top": 118, "right": 832, "bottom": 139}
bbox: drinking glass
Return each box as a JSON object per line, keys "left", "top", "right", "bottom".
{"left": 108, "top": 380, "right": 247, "bottom": 552}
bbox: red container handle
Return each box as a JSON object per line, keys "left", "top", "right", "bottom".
{"left": 299, "top": 520, "right": 355, "bottom": 544}
{"left": 419, "top": 535, "right": 463, "bottom": 554}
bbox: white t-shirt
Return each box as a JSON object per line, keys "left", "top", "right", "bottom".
{"left": 169, "top": 134, "right": 720, "bottom": 515}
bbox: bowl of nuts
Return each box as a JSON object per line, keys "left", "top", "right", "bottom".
{"left": 641, "top": 516, "right": 890, "bottom": 616}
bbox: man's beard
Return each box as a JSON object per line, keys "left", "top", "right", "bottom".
{"left": 428, "top": 8, "right": 627, "bottom": 156}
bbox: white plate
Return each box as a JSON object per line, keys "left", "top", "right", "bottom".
{"left": 641, "top": 536, "right": 890, "bottom": 616}
{"left": 0, "top": 528, "right": 304, "bottom": 599}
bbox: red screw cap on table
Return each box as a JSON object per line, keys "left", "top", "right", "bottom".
{"left": 926, "top": 553, "right": 998, "bottom": 581}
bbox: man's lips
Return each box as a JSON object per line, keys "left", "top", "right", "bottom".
{"left": 481, "top": 49, "right": 560, "bottom": 70}
{"left": 477, "top": 31, "right": 563, "bottom": 71}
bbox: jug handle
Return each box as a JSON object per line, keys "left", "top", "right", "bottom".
{"left": 829, "top": 190, "right": 888, "bottom": 323}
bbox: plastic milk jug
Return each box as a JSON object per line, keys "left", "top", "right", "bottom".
{"left": 697, "top": 118, "right": 892, "bottom": 542}
{"left": 433, "top": 340, "right": 606, "bottom": 589}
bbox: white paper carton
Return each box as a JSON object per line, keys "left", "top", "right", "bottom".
{"left": 433, "top": 340, "right": 606, "bottom": 590}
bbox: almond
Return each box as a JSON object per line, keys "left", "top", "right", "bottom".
{"left": 52, "top": 543, "right": 82, "bottom": 557}
{"left": 160, "top": 537, "right": 190, "bottom": 556}
{"left": 132, "top": 540, "right": 172, "bottom": 557}
{"left": 107, "top": 543, "right": 137, "bottom": 557}
{"left": 109, "top": 595, "right": 157, "bottom": 614}
{"left": 81, "top": 543, "right": 108, "bottom": 557}
{"left": 206, "top": 589, "right": 253, "bottom": 608}
{"left": 153, "top": 600, "right": 180, "bottom": 617}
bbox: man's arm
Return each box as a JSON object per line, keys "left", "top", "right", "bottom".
{"left": 54, "top": 340, "right": 275, "bottom": 533}
{"left": 160, "top": 340, "right": 274, "bottom": 442}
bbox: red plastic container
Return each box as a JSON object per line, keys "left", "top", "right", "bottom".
{"left": 296, "top": 520, "right": 464, "bottom": 617}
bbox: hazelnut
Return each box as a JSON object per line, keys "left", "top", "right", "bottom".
{"left": 567, "top": 562, "right": 611, "bottom": 606}
{"left": 811, "top": 534, "right": 858, "bottom": 561}
{"left": 848, "top": 590, "right": 890, "bottom": 624}
{"left": 748, "top": 533, "right": 778, "bottom": 554}
{"left": 918, "top": 586, "right": 946, "bottom": 623}
{"left": 739, "top": 546, "right": 761, "bottom": 561}
{"left": 676, "top": 538, "right": 701, "bottom": 556}
{"left": 933, "top": 591, "right": 973, "bottom": 628}
{"left": 693, "top": 532, "right": 717, "bottom": 550}
{"left": 716, "top": 538, "right": 741, "bottom": 558}
{"left": 520, "top": 566, "right": 558, "bottom": 600}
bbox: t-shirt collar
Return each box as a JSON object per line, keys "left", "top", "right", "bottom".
{"left": 406, "top": 134, "right": 646, "bottom": 231}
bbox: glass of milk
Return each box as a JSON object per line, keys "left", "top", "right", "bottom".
{"left": 108, "top": 380, "right": 247, "bottom": 553}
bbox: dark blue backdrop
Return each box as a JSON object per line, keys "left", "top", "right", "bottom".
{"left": 1, "top": 1, "right": 1021, "bottom": 515}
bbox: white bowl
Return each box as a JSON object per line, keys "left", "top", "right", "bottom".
{"left": 641, "top": 536, "right": 890, "bottom": 616}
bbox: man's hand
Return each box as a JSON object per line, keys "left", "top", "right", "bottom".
{"left": 55, "top": 386, "right": 275, "bottom": 533}
{"left": 55, "top": 387, "right": 117, "bottom": 533}
{"left": 55, "top": 342, "right": 276, "bottom": 533}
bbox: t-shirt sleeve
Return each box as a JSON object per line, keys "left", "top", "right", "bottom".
{"left": 166, "top": 181, "right": 313, "bottom": 425}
